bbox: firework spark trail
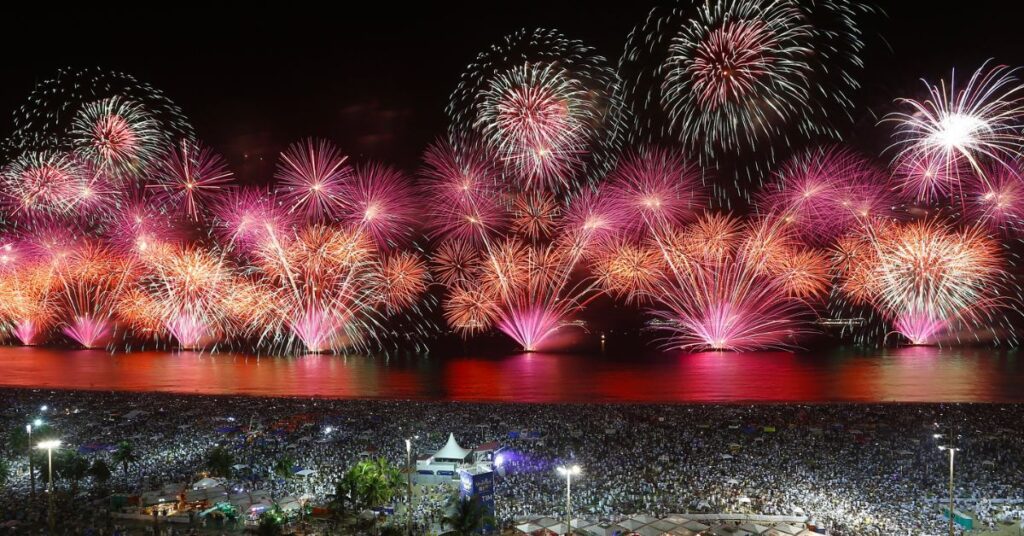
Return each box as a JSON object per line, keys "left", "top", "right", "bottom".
{"left": 149, "top": 140, "right": 234, "bottom": 220}
{"left": 449, "top": 28, "right": 625, "bottom": 187}
{"left": 69, "top": 96, "right": 167, "bottom": 178}
{"left": 276, "top": 138, "right": 351, "bottom": 221}
{"left": 833, "top": 220, "right": 1011, "bottom": 345}
{"left": 885, "top": 61, "right": 1024, "bottom": 197}
{"left": 424, "top": 142, "right": 616, "bottom": 351}
{"left": 53, "top": 241, "right": 138, "bottom": 348}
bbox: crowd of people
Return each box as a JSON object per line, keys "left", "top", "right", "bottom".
{"left": 1, "top": 388, "right": 1022, "bottom": 535}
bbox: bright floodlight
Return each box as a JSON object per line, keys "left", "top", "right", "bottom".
{"left": 37, "top": 440, "right": 61, "bottom": 450}
{"left": 40, "top": 405, "right": 47, "bottom": 411}
{"left": 33, "top": 418, "right": 43, "bottom": 427}
{"left": 557, "top": 465, "right": 581, "bottom": 476}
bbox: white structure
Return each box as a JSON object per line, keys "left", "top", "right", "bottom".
{"left": 415, "top": 433, "right": 494, "bottom": 485}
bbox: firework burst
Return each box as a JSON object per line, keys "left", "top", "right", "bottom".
{"left": 449, "top": 28, "right": 624, "bottom": 186}
{"left": 886, "top": 62, "right": 1024, "bottom": 194}
{"left": 275, "top": 139, "right": 351, "bottom": 221}
{"left": 69, "top": 96, "right": 167, "bottom": 177}
{"left": 150, "top": 141, "right": 234, "bottom": 220}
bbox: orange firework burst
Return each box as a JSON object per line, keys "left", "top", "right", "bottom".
{"left": 739, "top": 216, "right": 795, "bottom": 274}
{"left": 443, "top": 283, "right": 500, "bottom": 335}
{"left": 776, "top": 248, "right": 831, "bottom": 300}
{"left": 593, "top": 239, "right": 665, "bottom": 303}
{"left": 133, "top": 244, "right": 236, "bottom": 349}
{"left": 431, "top": 239, "right": 479, "bottom": 287}
{"left": 377, "top": 252, "right": 430, "bottom": 311}
{"left": 511, "top": 191, "right": 559, "bottom": 240}
{"left": 677, "top": 212, "right": 743, "bottom": 262}
{"left": 54, "top": 241, "right": 138, "bottom": 348}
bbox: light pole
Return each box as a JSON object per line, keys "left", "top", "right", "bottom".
{"left": 556, "top": 465, "right": 581, "bottom": 536}
{"left": 38, "top": 439, "right": 61, "bottom": 533}
{"left": 939, "top": 445, "right": 959, "bottom": 536}
{"left": 26, "top": 418, "right": 42, "bottom": 498}
{"left": 405, "top": 435, "right": 418, "bottom": 536}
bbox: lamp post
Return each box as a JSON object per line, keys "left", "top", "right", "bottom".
{"left": 938, "top": 445, "right": 959, "bottom": 536}
{"left": 26, "top": 423, "right": 34, "bottom": 498}
{"left": 26, "top": 418, "right": 42, "bottom": 498}
{"left": 37, "top": 439, "right": 61, "bottom": 533}
{"left": 556, "top": 465, "right": 581, "bottom": 536}
{"left": 405, "top": 435, "right": 418, "bottom": 536}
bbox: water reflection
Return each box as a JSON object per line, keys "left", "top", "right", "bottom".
{"left": 0, "top": 345, "right": 1020, "bottom": 403}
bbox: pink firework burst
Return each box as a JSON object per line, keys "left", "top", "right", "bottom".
{"left": 560, "top": 188, "right": 625, "bottom": 255}
{"left": 480, "top": 64, "right": 589, "bottom": 189}
{"left": 651, "top": 257, "right": 812, "bottom": 352}
{"left": 607, "top": 148, "right": 706, "bottom": 237}
{"left": 893, "top": 311, "right": 949, "bottom": 346}
{"left": 275, "top": 138, "right": 352, "bottom": 221}
{"left": 494, "top": 297, "right": 570, "bottom": 353}
{"left": 0, "top": 151, "right": 80, "bottom": 217}
{"left": 892, "top": 153, "right": 968, "bottom": 202}
{"left": 342, "top": 163, "right": 418, "bottom": 249}
{"left": 420, "top": 140, "right": 506, "bottom": 244}
{"left": 759, "top": 147, "right": 893, "bottom": 244}
{"left": 968, "top": 163, "right": 1024, "bottom": 234}
{"left": 150, "top": 140, "right": 234, "bottom": 220}
{"left": 105, "top": 189, "right": 181, "bottom": 257}
{"left": 213, "top": 187, "right": 295, "bottom": 254}
{"left": 69, "top": 96, "right": 164, "bottom": 176}
{"left": 689, "top": 19, "right": 781, "bottom": 111}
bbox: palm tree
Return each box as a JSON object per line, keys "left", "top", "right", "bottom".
{"left": 205, "top": 446, "right": 234, "bottom": 478}
{"left": 442, "top": 496, "right": 496, "bottom": 536}
{"left": 271, "top": 455, "right": 294, "bottom": 499}
{"left": 111, "top": 441, "right": 138, "bottom": 483}
{"left": 88, "top": 459, "right": 112, "bottom": 490}
{"left": 359, "top": 457, "right": 402, "bottom": 509}
{"left": 58, "top": 451, "right": 90, "bottom": 498}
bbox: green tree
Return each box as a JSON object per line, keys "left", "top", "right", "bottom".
{"left": 344, "top": 457, "right": 402, "bottom": 512}
{"left": 442, "top": 496, "right": 496, "bottom": 536}
{"left": 88, "top": 459, "right": 112, "bottom": 489}
{"left": 271, "top": 455, "right": 294, "bottom": 499}
{"left": 257, "top": 505, "right": 285, "bottom": 536}
{"left": 57, "top": 451, "right": 90, "bottom": 497}
{"left": 205, "top": 445, "right": 234, "bottom": 478}
{"left": 111, "top": 441, "right": 138, "bottom": 482}
{"left": 0, "top": 457, "right": 9, "bottom": 486}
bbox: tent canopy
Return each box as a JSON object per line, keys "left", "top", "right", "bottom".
{"left": 433, "top": 433, "right": 472, "bottom": 462}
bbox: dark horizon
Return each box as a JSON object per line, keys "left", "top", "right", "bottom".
{"left": 2, "top": 1, "right": 1023, "bottom": 180}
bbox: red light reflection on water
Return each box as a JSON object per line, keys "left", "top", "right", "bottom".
{"left": 0, "top": 345, "right": 1020, "bottom": 403}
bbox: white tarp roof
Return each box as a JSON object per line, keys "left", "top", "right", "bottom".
{"left": 193, "top": 477, "right": 222, "bottom": 490}
{"left": 433, "top": 433, "right": 471, "bottom": 461}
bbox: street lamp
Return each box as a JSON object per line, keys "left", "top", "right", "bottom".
{"left": 26, "top": 423, "right": 35, "bottom": 498}
{"left": 938, "top": 445, "right": 960, "bottom": 536}
{"left": 37, "top": 439, "right": 61, "bottom": 533}
{"left": 405, "top": 435, "right": 418, "bottom": 536}
{"left": 556, "top": 465, "right": 581, "bottom": 536}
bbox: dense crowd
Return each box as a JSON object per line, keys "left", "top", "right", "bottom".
{"left": 1, "top": 388, "right": 1022, "bottom": 535}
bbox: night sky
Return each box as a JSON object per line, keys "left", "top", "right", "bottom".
{"left": 1, "top": 1, "right": 1021, "bottom": 180}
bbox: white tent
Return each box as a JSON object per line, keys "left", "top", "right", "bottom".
{"left": 193, "top": 477, "right": 222, "bottom": 490}
{"left": 536, "top": 517, "right": 561, "bottom": 529}
{"left": 278, "top": 496, "right": 301, "bottom": 512}
{"left": 294, "top": 469, "right": 316, "bottom": 478}
{"left": 432, "top": 433, "right": 472, "bottom": 462}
